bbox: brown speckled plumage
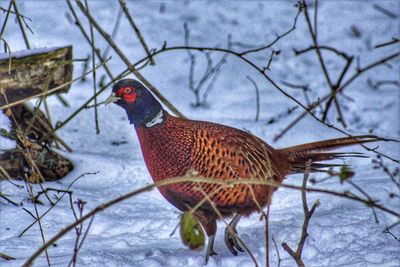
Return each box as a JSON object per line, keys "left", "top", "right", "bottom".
{"left": 137, "top": 114, "right": 285, "bottom": 221}
{"left": 107, "top": 79, "right": 379, "bottom": 259}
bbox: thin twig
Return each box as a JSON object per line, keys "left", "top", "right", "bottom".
{"left": 66, "top": 0, "right": 114, "bottom": 81}
{"left": 75, "top": 0, "right": 184, "bottom": 118}
{"left": 0, "top": 1, "right": 13, "bottom": 39}
{"left": 302, "top": 0, "right": 346, "bottom": 127}
{"left": 263, "top": 50, "right": 280, "bottom": 72}
{"left": 0, "top": 251, "right": 15, "bottom": 260}
{"left": 38, "top": 68, "right": 129, "bottom": 143}
{"left": 274, "top": 109, "right": 309, "bottom": 142}
{"left": 375, "top": 38, "right": 400, "bottom": 49}
{"left": 373, "top": 4, "right": 398, "bottom": 19}
{"left": 126, "top": 44, "right": 399, "bottom": 163}
{"left": 0, "top": 191, "right": 19, "bottom": 206}
{"left": 240, "top": 3, "right": 303, "bottom": 56}
{"left": 23, "top": 175, "right": 400, "bottom": 266}
{"left": 118, "top": 0, "right": 154, "bottom": 65}
{"left": 102, "top": 6, "right": 123, "bottom": 59}
{"left": 347, "top": 180, "right": 379, "bottom": 223}
{"left": 11, "top": 0, "right": 31, "bottom": 49}
{"left": 282, "top": 161, "right": 320, "bottom": 267}
{"left": 246, "top": 76, "right": 260, "bottom": 122}
{"left": 0, "top": 5, "right": 32, "bottom": 21}
{"left": 19, "top": 172, "right": 98, "bottom": 237}
{"left": 272, "top": 235, "right": 282, "bottom": 267}
{"left": 84, "top": 0, "right": 100, "bottom": 134}
{"left": 184, "top": 23, "right": 228, "bottom": 106}
{"left": 372, "top": 157, "right": 400, "bottom": 191}
{"left": 294, "top": 45, "right": 352, "bottom": 61}
{"left": 0, "top": 162, "right": 24, "bottom": 189}
{"left": 196, "top": 184, "right": 259, "bottom": 267}
{"left": 383, "top": 227, "right": 400, "bottom": 242}
{"left": 0, "top": 36, "right": 12, "bottom": 72}
{"left": 25, "top": 180, "right": 51, "bottom": 266}
{"left": 274, "top": 51, "right": 400, "bottom": 146}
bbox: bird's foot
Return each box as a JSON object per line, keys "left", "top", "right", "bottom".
{"left": 204, "top": 234, "right": 217, "bottom": 265}
{"left": 224, "top": 225, "right": 245, "bottom": 256}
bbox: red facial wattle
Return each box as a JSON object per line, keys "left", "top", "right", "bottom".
{"left": 123, "top": 93, "right": 137, "bottom": 102}
{"left": 117, "top": 86, "right": 137, "bottom": 103}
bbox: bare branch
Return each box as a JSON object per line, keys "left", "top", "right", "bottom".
{"left": 282, "top": 161, "right": 320, "bottom": 267}
{"left": 375, "top": 37, "right": 400, "bottom": 49}
{"left": 84, "top": 0, "right": 100, "bottom": 134}
{"left": 75, "top": 0, "right": 185, "bottom": 118}
{"left": 118, "top": 0, "right": 155, "bottom": 65}
{"left": 11, "top": 0, "right": 31, "bottom": 49}
{"left": 302, "top": 0, "right": 346, "bottom": 127}
{"left": 373, "top": 4, "right": 398, "bottom": 19}
{"left": 246, "top": 76, "right": 260, "bottom": 122}
{"left": 23, "top": 174, "right": 400, "bottom": 266}
{"left": 240, "top": 3, "right": 303, "bottom": 55}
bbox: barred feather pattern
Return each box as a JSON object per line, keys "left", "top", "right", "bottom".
{"left": 136, "top": 113, "right": 378, "bottom": 236}
{"left": 136, "top": 114, "right": 286, "bottom": 219}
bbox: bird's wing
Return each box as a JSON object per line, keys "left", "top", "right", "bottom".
{"left": 165, "top": 122, "right": 285, "bottom": 214}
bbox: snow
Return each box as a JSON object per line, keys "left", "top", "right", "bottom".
{"left": 0, "top": 113, "right": 15, "bottom": 151}
{"left": 0, "top": 46, "right": 66, "bottom": 61}
{"left": 1, "top": 1, "right": 399, "bottom": 267}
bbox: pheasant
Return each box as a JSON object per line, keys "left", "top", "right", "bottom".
{"left": 105, "top": 79, "right": 378, "bottom": 263}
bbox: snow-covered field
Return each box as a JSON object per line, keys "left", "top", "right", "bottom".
{"left": 1, "top": 1, "right": 399, "bottom": 266}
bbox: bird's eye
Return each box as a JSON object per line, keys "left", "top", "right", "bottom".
{"left": 124, "top": 87, "right": 131, "bottom": 94}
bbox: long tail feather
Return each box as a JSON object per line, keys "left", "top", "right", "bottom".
{"left": 279, "top": 135, "right": 380, "bottom": 174}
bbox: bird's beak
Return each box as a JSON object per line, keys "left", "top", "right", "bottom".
{"left": 105, "top": 93, "right": 121, "bottom": 105}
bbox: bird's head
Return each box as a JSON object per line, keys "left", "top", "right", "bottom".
{"left": 105, "top": 79, "right": 163, "bottom": 127}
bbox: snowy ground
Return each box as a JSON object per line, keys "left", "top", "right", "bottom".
{"left": 1, "top": 1, "right": 399, "bottom": 266}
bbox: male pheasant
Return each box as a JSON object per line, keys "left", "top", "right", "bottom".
{"left": 105, "top": 79, "right": 378, "bottom": 263}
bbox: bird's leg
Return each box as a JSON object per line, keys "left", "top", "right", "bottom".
{"left": 194, "top": 212, "right": 217, "bottom": 265}
{"left": 224, "top": 213, "right": 245, "bottom": 255}
{"left": 205, "top": 234, "right": 217, "bottom": 265}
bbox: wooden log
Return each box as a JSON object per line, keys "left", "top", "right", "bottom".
{"left": 0, "top": 46, "right": 73, "bottom": 106}
{"left": 4, "top": 103, "right": 56, "bottom": 144}
{"left": 0, "top": 46, "right": 74, "bottom": 183}
{"left": 0, "top": 142, "right": 73, "bottom": 183}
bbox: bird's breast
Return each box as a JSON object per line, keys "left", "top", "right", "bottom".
{"left": 135, "top": 122, "right": 193, "bottom": 182}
